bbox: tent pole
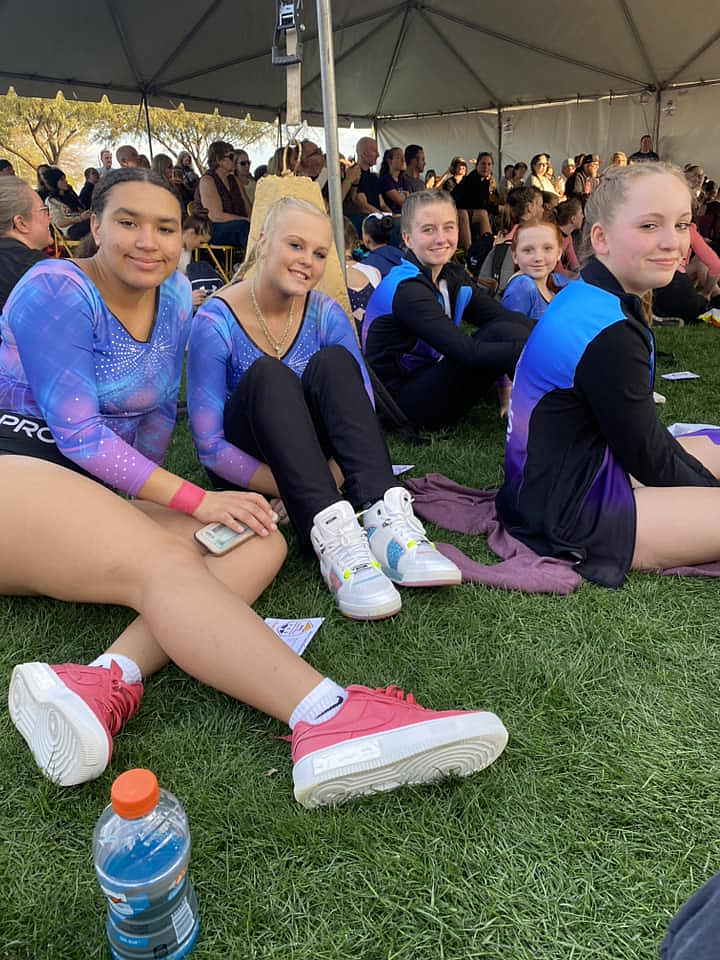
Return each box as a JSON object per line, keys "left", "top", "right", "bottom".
{"left": 315, "top": 0, "right": 344, "bottom": 269}
{"left": 653, "top": 89, "right": 662, "bottom": 154}
{"left": 142, "top": 92, "right": 153, "bottom": 160}
{"left": 497, "top": 107, "right": 503, "bottom": 173}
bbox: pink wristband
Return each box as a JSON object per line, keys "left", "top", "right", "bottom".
{"left": 168, "top": 480, "right": 206, "bottom": 515}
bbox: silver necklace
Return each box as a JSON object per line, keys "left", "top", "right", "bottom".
{"left": 249, "top": 279, "right": 295, "bottom": 358}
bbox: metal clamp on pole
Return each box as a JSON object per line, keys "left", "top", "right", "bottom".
{"left": 272, "top": 1, "right": 304, "bottom": 65}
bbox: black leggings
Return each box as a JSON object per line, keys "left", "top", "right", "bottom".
{"left": 391, "top": 315, "right": 533, "bottom": 429}
{"left": 217, "top": 346, "right": 397, "bottom": 545}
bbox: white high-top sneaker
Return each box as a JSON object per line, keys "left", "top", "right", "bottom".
{"left": 363, "top": 487, "right": 462, "bottom": 587}
{"left": 310, "top": 501, "right": 402, "bottom": 620}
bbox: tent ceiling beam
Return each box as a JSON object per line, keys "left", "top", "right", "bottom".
{"left": 294, "top": 10, "right": 399, "bottom": 107}
{"left": 423, "top": 4, "right": 649, "bottom": 88}
{"left": 148, "top": 0, "right": 225, "bottom": 89}
{"left": 374, "top": 4, "right": 414, "bottom": 119}
{"left": 615, "top": 0, "right": 658, "bottom": 87}
{"left": 665, "top": 27, "right": 720, "bottom": 85}
{"left": 419, "top": 10, "right": 499, "bottom": 107}
{"left": 162, "top": 5, "right": 406, "bottom": 88}
{"left": 106, "top": 0, "right": 144, "bottom": 89}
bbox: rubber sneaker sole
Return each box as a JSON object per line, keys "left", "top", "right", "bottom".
{"left": 8, "top": 662, "right": 110, "bottom": 787}
{"left": 384, "top": 566, "right": 462, "bottom": 588}
{"left": 293, "top": 711, "right": 508, "bottom": 808}
{"left": 337, "top": 591, "right": 402, "bottom": 621}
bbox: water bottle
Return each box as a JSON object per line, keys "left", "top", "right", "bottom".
{"left": 93, "top": 769, "right": 200, "bottom": 960}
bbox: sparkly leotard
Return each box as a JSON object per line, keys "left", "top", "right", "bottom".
{"left": 187, "top": 289, "right": 373, "bottom": 487}
{"left": 0, "top": 259, "right": 192, "bottom": 494}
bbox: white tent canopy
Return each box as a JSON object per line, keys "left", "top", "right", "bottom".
{"left": 2, "top": 0, "right": 719, "bottom": 169}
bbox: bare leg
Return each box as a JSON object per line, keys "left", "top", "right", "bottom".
{"left": 457, "top": 209, "right": 472, "bottom": 251}
{"left": 105, "top": 501, "right": 287, "bottom": 677}
{"left": 677, "top": 436, "right": 720, "bottom": 478}
{"left": 0, "top": 457, "right": 320, "bottom": 723}
{"left": 471, "top": 209, "right": 492, "bottom": 235}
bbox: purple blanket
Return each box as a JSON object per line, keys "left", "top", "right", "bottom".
{"left": 406, "top": 473, "right": 720, "bottom": 594}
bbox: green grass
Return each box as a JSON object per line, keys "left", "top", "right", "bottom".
{"left": 2, "top": 326, "right": 720, "bottom": 959}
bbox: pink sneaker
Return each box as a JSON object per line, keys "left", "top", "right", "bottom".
{"left": 291, "top": 685, "right": 508, "bottom": 808}
{"left": 8, "top": 661, "right": 142, "bottom": 787}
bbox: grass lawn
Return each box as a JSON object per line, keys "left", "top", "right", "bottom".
{"left": 2, "top": 325, "right": 720, "bottom": 959}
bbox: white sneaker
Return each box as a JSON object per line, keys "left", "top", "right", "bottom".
{"left": 363, "top": 487, "right": 462, "bottom": 587}
{"left": 310, "top": 501, "right": 402, "bottom": 620}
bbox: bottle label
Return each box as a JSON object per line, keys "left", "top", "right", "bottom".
{"left": 106, "top": 878, "right": 200, "bottom": 960}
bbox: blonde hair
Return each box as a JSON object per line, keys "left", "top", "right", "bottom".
{"left": 577, "top": 162, "right": 689, "bottom": 265}
{"left": 400, "top": 188, "right": 456, "bottom": 236}
{"left": 219, "top": 196, "right": 330, "bottom": 288}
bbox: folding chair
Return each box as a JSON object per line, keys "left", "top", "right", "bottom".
{"left": 51, "top": 224, "right": 80, "bottom": 259}
{"left": 186, "top": 202, "right": 236, "bottom": 284}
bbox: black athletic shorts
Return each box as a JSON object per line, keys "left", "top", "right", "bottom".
{"left": 0, "top": 410, "right": 93, "bottom": 479}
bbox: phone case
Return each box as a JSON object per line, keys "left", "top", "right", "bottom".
{"left": 194, "top": 522, "right": 254, "bottom": 555}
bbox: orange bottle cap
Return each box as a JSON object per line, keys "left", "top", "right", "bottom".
{"left": 111, "top": 769, "right": 160, "bottom": 819}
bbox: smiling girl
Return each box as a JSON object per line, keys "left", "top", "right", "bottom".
{"left": 497, "top": 163, "right": 720, "bottom": 588}
{"left": 501, "top": 220, "right": 569, "bottom": 321}
{"left": 187, "top": 196, "right": 461, "bottom": 621}
{"left": 363, "top": 190, "right": 533, "bottom": 428}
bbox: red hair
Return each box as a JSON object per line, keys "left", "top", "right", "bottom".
{"left": 510, "top": 219, "right": 564, "bottom": 292}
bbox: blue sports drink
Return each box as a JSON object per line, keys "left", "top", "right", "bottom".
{"left": 93, "top": 769, "right": 200, "bottom": 960}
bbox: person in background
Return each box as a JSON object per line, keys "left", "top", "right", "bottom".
{"left": 173, "top": 151, "right": 200, "bottom": 206}
{"left": 554, "top": 197, "right": 584, "bottom": 277}
{"left": 628, "top": 135, "right": 660, "bottom": 163}
{"left": 98, "top": 149, "right": 113, "bottom": 175}
{"left": 557, "top": 158, "right": 575, "bottom": 196}
{"left": 35, "top": 165, "right": 51, "bottom": 201}
{"left": 254, "top": 164, "right": 268, "bottom": 182}
{"left": 526, "top": 154, "right": 557, "bottom": 194}
{"left": 362, "top": 213, "right": 405, "bottom": 278}
{"left": 497, "top": 164, "right": 515, "bottom": 202}
{"left": 608, "top": 151, "right": 627, "bottom": 168}
{"left": 179, "top": 215, "right": 223, "bottom": 309}
{"left": 344, "top": 218, "right": 381, "bottom": 336}
{"left": 233, "top": 149, "right": 256, "bottom": 206}
{"left": 404, "top": 144, "right": 426, "bottom": 193}
{"left": 378, "top": 147, "right": 412, "bottom": 214}
{"left": 116, "top": 145, "right": 140, "bottom": 168}
{"left": 424, "top": 169, "right": 438, "bottom": 189}
{"left": 78, "top": 168, "right": 100, "bottom": 210}
{"left": 0, "top": 176, "right": 51, "bottom": 311}
{"left": 352, "top": 137, "right": 389, "bottom": 216}
{"left": 0, "top": 159, "right": 15, "bottom": 177}
{"left": 512, "top": 162, "right": 528, "bottom": 187}
{"left": 440, "top": 157, "right": 467, "bottom": 194}
{"left": 198, "top": 140, "right": 251, "bottom": 250}
{"left": 43, "top": 168, "right": 91, "bottom": 240}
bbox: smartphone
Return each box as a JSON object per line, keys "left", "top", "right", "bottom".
{"left": 194, "top": 512, "right": 280, "bottom": 555}
{"left": 194, "top": 521, "right": 254, "bottom": 555}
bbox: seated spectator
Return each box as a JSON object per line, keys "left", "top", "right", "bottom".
{"left": 233, "top": 149, "right": 255, "bottom": 205}
{"left": 542, "top": 191, "right": 560, "bottom": 217}
{"left": 363, "top": 190, "right": 532, "bottom": 429}
{"left": 564, "top": 153, "right": 600, "bottom": 203}
{"left": 116, "top": 145, "right": 140, "bottom": 168}
{"left": 0, "top": 159, "right": 15, "bottom": 177}
{"left": 98, "top": 149, "right": 113, "bottom": 175}
{"left": 557, "top": 158, "right": 575, "bottom": 197}
{"left": 554, "top": 197, "right": 584, "bottom": 277}
{"left": 254, "top": 164, "right": 268, "bottom": 182}
{"left": 295, "top": 141, "right": 326, "bottom": 181}
{"left": 136, "top": 154, "right": 151, "bottom": 170}
{"left": 361, "top": 213, "right": 404, "bottom": 277}
{"left": 424, "top": 169, "right": 437, "bottom": 189}
{"left": 526, "top": 154, "right": 557, "bottom": 194}
{"left": 452, "top": 151, "right": 500, "bottom": 237}
{"left": 511, "top": 162, "right": 528, "bottom": 187}
{"left": 173, "top": 151, "right": 200, "bottom": 205}
{"left": 476, "top": 185, "right": 543, "bottom": 292}
{"left": 404, "top": 144, "right": 426, "bottom": 192}
{"left": 187, "top": 196, "right": 462, "bottom": 621}
{"left": 343, "top": 219, "right": 381, "bottom": 336}
{"left": 43, "top": 168, "right": 91, "bottom": 240}
{"left": 497, "top": 163, "right": 515, "bottom": 202}
{"left": 628, "top": 135, "right": 659, "bottom": 163}
{"left": 268, "top": 144, "right": 299, "bottom": 176}
{"left": 378, "top": 147, "right": 412, "bottom": 214}
{"left": 198, "top": 140, "right": 251, "bottom": 250}
{"left": 78, "top": 167, "right": 100, "bottom": 210}
{"left": 348, "top": 137, "right": 388, "bottom": 218}
{"left": 501, "top": 219, "right": 569, "bottom": 321}
{"left": 496, "top": 163, "right": 720, "bottom": 590}
{"left": 439, "top": 157, "right": 467, "bottom": 194}
{"left": 35, "top": 164, "right": 51, "bottom": 201}
{"left": 685, "top": 164, "right": 706, "bottom": 206}
{"left": 608, "top": 151, "right": 627, "bottom": 169}
{"left": 0, "top": 176, "right": 51, "bottom": 310}
{"left": 179, "top": 216, "right": 223, "bottom": 309}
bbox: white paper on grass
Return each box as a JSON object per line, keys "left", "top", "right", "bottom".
{"left": 392, "top": 464, "right": 415, "bottom": 475}
{"left": 661, "top": 371, "right": 700, "bottom": 380}
{"left": 264, "top": 618, "right": 324, "bottom": 657}
{"left": 667, "top": 422, "right": 720, "bottom": 437}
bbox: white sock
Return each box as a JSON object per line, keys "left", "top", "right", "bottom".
{"left": 89, "top": 654, "right": 142, "bottom": 685}
{"left": 288, "top": 678, "right": 347, "bottom": 729}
